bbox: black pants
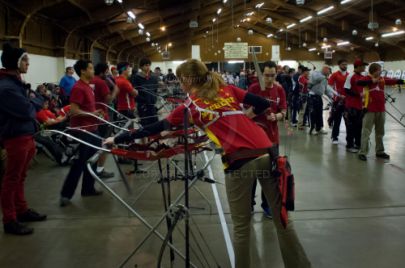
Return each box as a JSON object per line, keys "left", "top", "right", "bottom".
{"left": 331, "top": 101, "right": 347, "bottom": 140}
{"left": 60, "top": 131, "right": 100, "bottom": 199}
{"left": 345, "top": 108, "right": 363, "bottom": 148}
{"left": 309, "top": 95, "right": 324, "bottom": 132}
{"left": 138, "top": 104, "right": 158, "bottom": 126}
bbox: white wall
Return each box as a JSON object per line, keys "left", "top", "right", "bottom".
{"left": 0, "top": 50, "right": 79, "bottom": 87}
{"left": 151, "top": 61, "right": 185, "bottom": 74}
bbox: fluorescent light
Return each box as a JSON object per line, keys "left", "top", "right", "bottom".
{"left": 228, "top": 60, "right": 244, "bottom": 64}
{"left": 255, "top": 2, "right": 264, "bottom": 8}
{"left": 340, "top": 0, "right": 352, "bottom": 4}
{"left": 146, "top": 32, "right": 150, "bottom": 37}
{"left": 381, "top": 30, "right": 405, "bottom": 38}
{"left": 127, "top": 11, "right": 136, "bottom": 19}
{"left": 246, "top": 12, "right": 254, "bottom": 16}
{"left": 337, "top": 41, "right": 350, "bottom": 46}
{"left": 317, "top": 5, "right": 334, "bottom": 15}
{"left": 279, "top": 29, "right": 284, "bottom": 32}
{"left": 300, "top": 16, "right": 313, "bottom": 23}
{"left": 117, "top": 0, "right": 123, "bottom": 3}
{"left": 223, "top": 0, "right": 228, "bottom": 3}
{"left": 217, "top": 8, "right": 222, "bottom": 15}
{"left": 321, "top": 45, "right": 331, "bottom": 49}
{"left": 267, "top": 33, "right": 273, "bottom": 38}
{"left": 212, "top": 18, "right": 217, "bottom": 22}
{"left": 308, "top": 48, "right": 317, "bottom": 51}
{"left": 138, "top": 23, "right": 144, "bottom": 29}
{"left": 365, "top": 36, "right": 374, "bottom": 41}
{"left": 287, "top": 23, "right": 296, "bottom": 29}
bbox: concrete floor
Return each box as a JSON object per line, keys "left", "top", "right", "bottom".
{"left": 1, "top": 88, "right": 405, "bottom": 268}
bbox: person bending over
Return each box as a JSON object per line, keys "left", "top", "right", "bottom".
{"left": 105, "top": 59, "right": 311, "bottom": 268}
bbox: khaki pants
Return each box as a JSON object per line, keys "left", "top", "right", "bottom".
{"left": 225, "top": 155, "right": 311, "bottom": 268}
{"left": 297, "top": 101, "right": 308, "bottom": 128}
{"left": 359, "top": 112, "right": 385, "bottom": 155}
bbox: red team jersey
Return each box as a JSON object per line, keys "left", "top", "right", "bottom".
{"left": 328, "top": 70, "right": 349, "bottom": 96}
{"left": 116, "top": 76, "right": 135, "bottom": 111}
{"left": 166, "top": 85, "right": 272, "bottom": 157}
{"left": 360, "top": 77, "right": 398, "bottom": 112}
{"left": 91, "top": 76, "right": 111, "bottom": 120}
{"left": 69, "top": 80, "right": 98, "bottom": 132}
{"left": 36, "top": 109, "right": 56, "bottom": 124}
{"left": 298, "top": 75, "right": 309, "bottom": 94}
{"left": 344, "top": 72, "right": 364, "bottom": 110}
{"left": 248, "top": 82, "right": 287, "bottom": 144}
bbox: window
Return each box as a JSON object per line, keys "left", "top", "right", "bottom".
{"left": 248, "top": 46, "right": 262, "bottom": 54}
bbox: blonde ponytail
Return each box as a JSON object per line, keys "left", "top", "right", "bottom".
{"left": 176, "top": 59, "right": 225, "bottom": 101}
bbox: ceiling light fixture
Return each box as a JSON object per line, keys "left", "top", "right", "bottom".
{"left": 381, "top": 30, "right": 405, "bottom": 38}
{"left": 127, "top": 11, "right": 136, "bottom": 19}
{"left": 217, "top": 8, "right": 222, "bottom": 15}
{"left": 287, "top": 23, "right": 296, "bottom": 29}
{"left": 337, "top": 41, "right": 350, "bottom": 46}
{"left": 365, "top": 36, "right": 374, "bottom": 40}
{"left": 255, "top": 2, "right": 264, "bottom": 9}
{"left": 308, "top": 48, "right": 317, "bottom": 51}
{"left": 160, "top": 26, "right": 166, "bottom": 31}
{"left": 138, "top": 23, "right": 144, "bottom": 29}
{"left": 317, "top": 5, "right": 334, "bottom": 15}
{"left": 267, "top": 33, "right": 273, "bottom": 38}
{"left": 321, "top": 44, "right": 331, "bottom": 49}
{"left": 212, "top": 18, "right": 217, "bottom": 23}
{"left": 340, "top": 0, "right": 352, "bottom": 4}
{"left": 300, "top": 16, "right": 313, "bottom": 23}
{"left": 146, "top": 32, "right": 150, "bottom": 37}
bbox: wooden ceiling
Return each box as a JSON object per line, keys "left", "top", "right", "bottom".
{"left": 1, "top": 0, "right": 405, "bottom": 60}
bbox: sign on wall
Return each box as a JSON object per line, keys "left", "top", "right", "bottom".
{"left": 224, "top": 42, "right": 248, "bottom": 59}
{"left": 271, "top": 45, "right": 280, "bottom": 61}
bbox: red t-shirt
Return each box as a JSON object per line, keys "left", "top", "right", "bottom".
{"left": 58, "top": 105, "right": 71, "bottom": 117}
{"left": 248, "top": 82, "right": 287, "bottom": 144}
{"left": 344, "top": 72, "right": 364, "bottom": 110}
{"left": 91, "top": 76, "right": 110, "bottom": 120}
{"left": 116, "top": 75, "right": 135, "bottom": 111}
{"left": 360, "top": 77, "right": 398, "bottom": 112}
{"left": 36, "top": 109, "right": 56, "bottom": 124}
{"left": 328, "top": 70, "right": 349, "bottom": 96}
{"left": 166, "top": 85, "right": 272, "bottom": 157}
{"left": 298, "top": 75, "right": 309, "bottom": 94}
{"left": 69, "top": 79, "right": 98, "bottom": 132}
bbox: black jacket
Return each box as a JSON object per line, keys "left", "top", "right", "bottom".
{"left": 131, "top": 72, "right": 159, "bottom": 105}
{"left": 0, "top": 70, "right": 42, "bottom": 141}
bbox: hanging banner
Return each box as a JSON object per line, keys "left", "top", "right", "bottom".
{"left": 224, "top": 42, "right": 248, "bottom": 59}
{"left": 271, "top": 45, "right": 280, "bottom": 61}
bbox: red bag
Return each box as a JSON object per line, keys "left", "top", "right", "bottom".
{"left": 273, "top": 156, "right": 295, "bottom": 228}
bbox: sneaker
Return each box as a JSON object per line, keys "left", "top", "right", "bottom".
{"left": 358, "top": 154, "right": 367, "bottom": 161}
{"left": 332, "top": 139, "right": 339, "bottom": 145}
{"left": 347, "top": 147, "right": 359, "bottom": 153}
{"left": 17, "top": 209, "right": 47, "bottom": 222}
{"left": 261, "top": 205, "right": 272, "bottom": 219}
{"left": 3, "top": 221, "right": 33, "bottom": 235}
{"left": 376, "top": 153, "right": 390, "bottom": 159}
{"left": 96, "top": 170, "right": 115, "bottom": 179}
{"left": 81, "top": 190, "right": 103, "bottom": 197}
{"left": 319, "top": 129, "right": 328, "bottom": 135}
{"left": 59, "top": 197, "right": 71, "bottom": 207}
{"left": 291, "top": 123, "right": 297, "bottom": 127}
